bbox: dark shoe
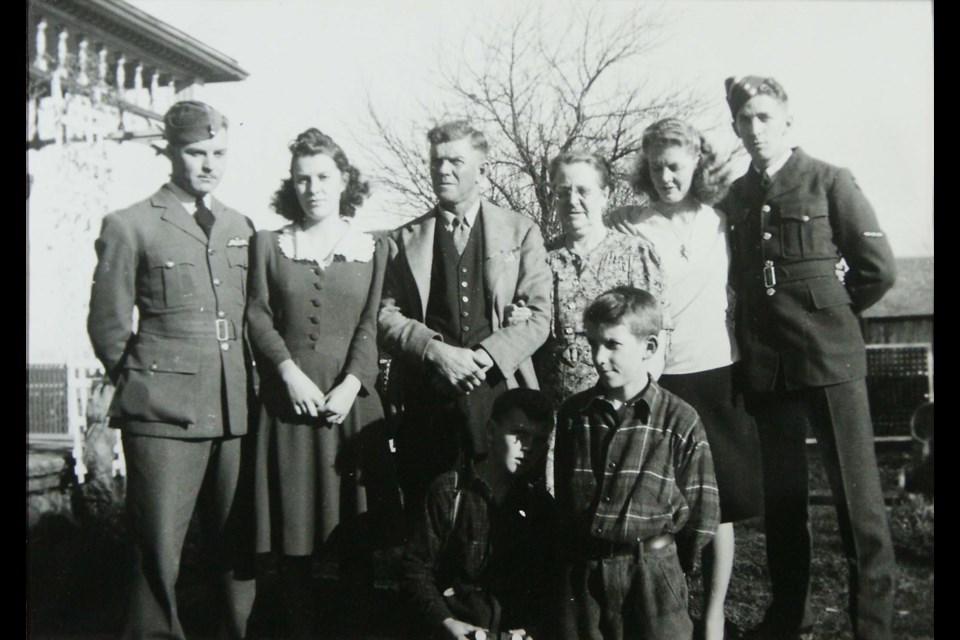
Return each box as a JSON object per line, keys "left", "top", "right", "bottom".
{"left": 742, "top": 620, "right": 812, "bottom": 640}
{"left": 724, "top": 619, "right": 744, "bottom": 639}
{"left": 695, "top": 618, "right": 744, "bottom": 640}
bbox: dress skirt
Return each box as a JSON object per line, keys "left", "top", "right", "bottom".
{"left": 254, "top": 384, "right": 398, "bottom": 556}
{"left": 658, "top": 364, "right": 763, "bottom": 523}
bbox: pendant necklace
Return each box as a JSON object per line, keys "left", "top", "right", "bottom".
{"left": 658, "top": 205, "right": 699, "bottom": 261}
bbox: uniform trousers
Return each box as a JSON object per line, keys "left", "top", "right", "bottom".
{"left": 745, "top": 378, "right": 896, "bottom": 640}
{"left": 121, "top": 433, "right": 255, "bottom": 640}
{"left": 559, "top": 540, "right": 693, "bottom": 640}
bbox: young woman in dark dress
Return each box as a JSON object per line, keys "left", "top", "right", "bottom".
{"left": 246, "top": 128, "right": 398, "bottom": 638}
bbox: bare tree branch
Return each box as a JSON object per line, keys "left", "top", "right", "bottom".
{"left": 360, "top": 0, "right": 712, "bottom": 239}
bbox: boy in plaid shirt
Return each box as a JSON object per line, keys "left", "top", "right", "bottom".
{"left": 554, "top": 286, "right": 720, "bottom": 640}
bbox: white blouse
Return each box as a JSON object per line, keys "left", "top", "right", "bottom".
{"left": 620, "top": 203, "right": 738, "bottom": 375}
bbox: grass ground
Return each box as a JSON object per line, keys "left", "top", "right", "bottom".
{"left": 27, "top": 451, "right": 933, "bottom": 639}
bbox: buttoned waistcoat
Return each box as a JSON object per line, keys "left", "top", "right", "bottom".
{"left": 378, "top": 200, "right": 552, "bottom": 404}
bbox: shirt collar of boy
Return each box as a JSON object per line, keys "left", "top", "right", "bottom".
{"left": 583, "top": 376, "right": 659, "bottom": 423}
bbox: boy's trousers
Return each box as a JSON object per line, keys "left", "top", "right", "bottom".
{"left": 559, "top": 535, "right": 693, "bottom": 640}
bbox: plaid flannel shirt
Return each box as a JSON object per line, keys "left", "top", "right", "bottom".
{"left": 554, "top": 378, "right": 719, "bottom": 572}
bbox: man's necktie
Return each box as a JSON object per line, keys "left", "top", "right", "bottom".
{"left": 760, "top": 171, "right": 771, "bottom": 190}
{"left": 195, "top": 197, "right": 215, "bottom": 238}
{"left": 452, "top": 214, "right": 469, "bottom": 255}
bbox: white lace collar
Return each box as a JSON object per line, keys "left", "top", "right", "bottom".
{"left": 276, "top": 220, "right": 375, "bottom": 267}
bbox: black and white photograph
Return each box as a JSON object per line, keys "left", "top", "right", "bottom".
{"left": 27, "top": 1, "right": 933, "bottom": 638}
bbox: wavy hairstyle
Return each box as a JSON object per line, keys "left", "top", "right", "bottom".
{"left": 547, "top": 148, "right": 615, "bottom": 192}
{"left": 271, "top": 128, "right": 370, "bottom": 221}
{"left": 630, "top": 118, "right": 731, "bottom": 205}
{"left": 426, "top": 120, "right": 489, "bottom": 155}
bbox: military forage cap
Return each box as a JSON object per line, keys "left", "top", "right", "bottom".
{"left": 163, "top": 100, "right": 227, "bottom": 146}
{"left": 724, "top": 75, "right": 788, "bottom": 118}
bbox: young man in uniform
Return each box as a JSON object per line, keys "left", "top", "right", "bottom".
{"left": 88, "top": 101, "right": 256, "bottom": 640}
{"left": 721, "top": 76, "right": 897, "bottom": 640}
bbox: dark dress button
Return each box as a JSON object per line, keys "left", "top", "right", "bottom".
{"left": 308, "top": 333, "right": 318, "bottom": 341}
{"left": 309, "top": 316, "right": 320, "bottom": 324}
{"left": 314, "top": 282, "right": 323, "bottom": 290}
{"left": 311, "top": 299, "right": 321, "bottom": 307}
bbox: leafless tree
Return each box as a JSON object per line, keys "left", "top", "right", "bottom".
{"left": 362, "top": 2, "right": 711, "bottom": 241}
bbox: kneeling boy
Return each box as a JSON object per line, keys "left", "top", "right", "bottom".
{"left": 401, "top": 388, "right": 558, "bottom": 640}
{"left": 555, "top": 286, "right": 719, "bottom": 640}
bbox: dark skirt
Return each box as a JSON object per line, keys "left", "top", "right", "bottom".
{"left": 254, "top": 375, "right": 403, "bottom": 556}
{"left": 659, "top": 365, "right": 763, "bottom": 523}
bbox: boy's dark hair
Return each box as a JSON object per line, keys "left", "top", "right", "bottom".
{"left": 490, "top": 388, "right": 555, "bottom": 435}
{"left": 583, "top": 286, "right": 662, "bottom": 339}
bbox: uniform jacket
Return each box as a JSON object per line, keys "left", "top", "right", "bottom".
{"left": 87, "top": 184, "right": 256, "bottom": 438}
{"left": 720, "top": 148, "right": 895, "bottom": 392}
{"left": 378, "top": 200, "right": 551, "bottom": 398}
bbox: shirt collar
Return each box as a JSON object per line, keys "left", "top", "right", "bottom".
{"left": 437, "top": 198, "right": 482, "bottom": 229}
{"left": 166, "top": 181, "right": 212, "bottom": 213}
{"left": 752, "top": 147, "right": 794, "bottom": 180}
{"left": 582, "top": 375, "right": 659, "bottom": 423}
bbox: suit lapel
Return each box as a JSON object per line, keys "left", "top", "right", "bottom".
{"left": 404, "top": 208, "right": 437, "bottom": 319}
{"left": 480, "top": 201, "right": 512, "bottom": 311}
{"left": 208, "top": 197, "right": 232, "bottom": 246}
{"left": 154, "top": 186, "right": 208, "bottom": 244}
{"left": 765, "top": 148, "right": 808, "bottom": 200}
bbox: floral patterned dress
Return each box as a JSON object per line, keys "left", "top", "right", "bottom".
{"left": 538, "top": 231, "right": 667, "bottom": 406}
{"left": 247, "top": 222, "right": 399, "bottom": 555}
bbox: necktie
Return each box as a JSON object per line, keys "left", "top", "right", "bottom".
{"left": 760, "top": 171, "right": 771, "bottom": 190}
{"left": 195, "top": 197, "right": 215, "bottom": 238}
{"left": 452, "top": 214, "right": 469, "bottom": 255}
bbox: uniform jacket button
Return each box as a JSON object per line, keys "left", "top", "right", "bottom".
{"left": 149, "top": 363, "right": 158, "bottom": 371}
{"left": 164, "top": 260, "right": 175, "bottom": 269}
{"left": 761, "top": 205, "right": 771, "bottom": 213}
{"left": 217, "top": 310, "right": 226, "bottom": 318}
{"left": 220, "top": 343, "right": 230, "bottom": 351}
{"left": 213, "top": 278, "right": 221, "bottom": 286}
{"left": 763, "top": 232, "right": 772, "bottom": 240}
{"left": 766, "top": 288, "right": 776, "bottom": 296}
{"left": 801, "top": 215, "right": 811, "bottom": 222}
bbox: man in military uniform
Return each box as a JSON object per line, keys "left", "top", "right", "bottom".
{"left": 720, "top": 76, "right": 897, "bottom": 640}
{"left": 88, "top": 101, "right": 256, "bottom": 640}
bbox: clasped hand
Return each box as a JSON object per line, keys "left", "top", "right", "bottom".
{"left": 425, "top": 341, "right": 494, "bottom": 395}
{"left": 278, "top": 360, "right": 360, "bottom": 425}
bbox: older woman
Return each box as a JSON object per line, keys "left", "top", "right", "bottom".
{"left": 610, "top": 118, "right": 763, "bottom": 640}
{"left": 246, "top": 128, "right": 397, "bottom": 638}
{"left": 515, "top": 149, "right": 667, "bottom": 406}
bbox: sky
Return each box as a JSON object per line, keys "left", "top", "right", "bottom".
{"left": 126, "top": 0, "right": 934, "bottom": 257}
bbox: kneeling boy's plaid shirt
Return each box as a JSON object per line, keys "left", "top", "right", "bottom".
{"left": 554, "top": 378, "right": 719, "bottom": 572}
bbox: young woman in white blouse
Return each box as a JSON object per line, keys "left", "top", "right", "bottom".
{"left": 609, "top": 118, "right": 763, "bottom": 640}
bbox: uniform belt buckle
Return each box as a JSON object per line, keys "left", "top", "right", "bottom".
{"left": 762, "top": 264, "right": 777, "bottom": 288}
{"left": 215, "top": 318, "right": 230, "bottom": 342}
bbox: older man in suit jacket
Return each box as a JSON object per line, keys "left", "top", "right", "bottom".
{"left": 721, "top": 76, "right": 897, "bottom": 640}
{"left": 379, "top": 120, "right": 551, "bottom": 519}
{"left": 87, "top": 101, "right": 256, "bottom": 640}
